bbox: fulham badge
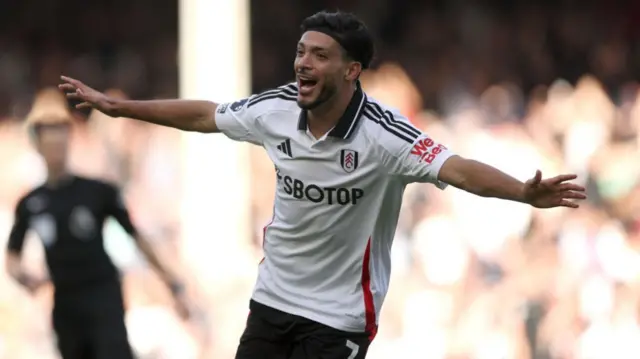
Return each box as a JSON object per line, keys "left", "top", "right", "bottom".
{"left": 340, "top": 149, "right": 359, "bottom": 173}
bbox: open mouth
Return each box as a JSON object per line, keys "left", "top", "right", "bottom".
{"left": 297, "top": 77, "right": 318, "bottom": 95}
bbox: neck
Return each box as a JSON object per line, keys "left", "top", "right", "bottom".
{"left": 46, "top": 167, "right": 70, "bottom": 187}
{"left": 307, "top": 83, "right": 356, "bottom": 134}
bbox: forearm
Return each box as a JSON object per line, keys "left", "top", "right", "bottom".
{"left": 5, "top": 252, "right": 37, "bottom": 286}
{"left": 110, "top": 98, "right": 218, "bottom": 132}
{"left": 447, "top": 158, "right": 526, "bottom": 202}
{"left": 134, "top": 235, "right": 179, "bottom": 286}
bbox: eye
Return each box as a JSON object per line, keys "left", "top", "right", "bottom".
{"left": 316, "top": 53, "right": 328, "bottom": 60}
{"left": 296, "top": 49, "right": 304, "bottom": 57}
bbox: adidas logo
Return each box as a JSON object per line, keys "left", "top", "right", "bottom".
{"left": 277, "top": 139, "right": 293, "bottom": 158}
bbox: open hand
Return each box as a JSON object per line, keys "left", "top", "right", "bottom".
{"left": 523, "top": 170, "right": 587, "bottom": 209}
{"left": 58, "top": 76, "right": 119, "bottom": 116}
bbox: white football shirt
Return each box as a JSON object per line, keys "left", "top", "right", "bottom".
{"left": 214, "top": 82, "right": 455, "bottom": 336}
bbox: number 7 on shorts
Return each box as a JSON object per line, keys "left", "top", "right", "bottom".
{"left": 346, "top": 340, "right": 359, "bottom": 359}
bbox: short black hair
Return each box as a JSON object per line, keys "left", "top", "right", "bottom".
{"left": 300, "top": 11, "right": 375, "bottom": 69}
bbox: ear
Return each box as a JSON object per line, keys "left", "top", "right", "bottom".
{"left": 345, "top": 62, "right": 362, "bottom": 82}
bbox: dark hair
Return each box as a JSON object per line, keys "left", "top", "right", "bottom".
{"left": 300, "top": 11, "right": 375, "bottom": 69}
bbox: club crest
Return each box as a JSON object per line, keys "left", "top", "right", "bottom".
{"left": 340, "top": 149, "right": 359, "bottom": 173}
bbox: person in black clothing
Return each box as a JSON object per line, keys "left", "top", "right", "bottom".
{"left": 5, "top": 88, "right": 190, "bottom": 359}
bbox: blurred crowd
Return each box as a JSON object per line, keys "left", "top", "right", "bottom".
{"left": 252, "top": 0, "right": 640, "bottom": 114}
{"left": 363, "top": 67, "right": 640, "bottom": 359}
{"left": 1, "top": 0, "right": 640, "bottom": 358}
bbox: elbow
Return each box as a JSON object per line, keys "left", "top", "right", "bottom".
{"left": 438, "top": 157, "right": 490, "bottom": 196}
{"left": 178, "top": 102, "right": 219, "bottom": 133}
{"left": 190, "top": 114, "right": 219, "bottom": 133}
{"left": 438, "top": 156, "right": 472, "bottom": 190}
{"left": 5, "top": 251, "right": 21, "bottom": 278}
{"left": 455, "top": 167, "right": 495, "bottom": 197}
{"left": 177, "top": 118, "right": 207, "bottom": 132}
{"left": 193, "top": 102, "right": 220, "bottom": 133}
{"left": 192, "top": 120, "right": 217, "bottom": 133}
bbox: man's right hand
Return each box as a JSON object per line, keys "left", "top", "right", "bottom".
{"left": 58, "top": 76, "right": 120, "bottom": 117}
{"left": 58, "top": 75, "right": 219, "bottom": 132}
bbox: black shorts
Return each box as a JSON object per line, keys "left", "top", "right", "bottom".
{"left": 52, "top": 280, "right": 134, "bottom": 359}
{"left": 235, "top": 300, "right": 373, "bottom": 359}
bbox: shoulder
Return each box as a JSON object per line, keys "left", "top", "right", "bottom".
{"left": 14, "top": 185, "right": 46, "bottom": 214}
{"left": 219, "top": 83, "right": 299, "bottom": 116}
{"left": 248, "top": 83, "right": 298, "bottom": 108}
{"left": 360, "top": 96, "right": 423, "bottom": 150}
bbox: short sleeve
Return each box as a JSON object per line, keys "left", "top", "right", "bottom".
{"left": 104, "top": 183, "right": 137, "bottom": 236}
{"left": 214, "top": 96, "right": 263, "bottom": 146}
{"left": 373, "top": 109, "right": 455, "bottom": 188}
{"left": 215, "top": 84, "right": 298, "bottom": 146}
{"left": 7, "top": 198, "right": 29, "bottom": 254}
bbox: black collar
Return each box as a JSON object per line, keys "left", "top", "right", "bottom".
{"left": 45, "top": 173, "right": 75, "bottom": 190}
{"left": 297, "top": 81, "right": 366, "bottom": 139}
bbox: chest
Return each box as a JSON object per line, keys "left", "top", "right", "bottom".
{"left": 26, "top": 187, "right": 107, "bottom": 245}
{"left": 265, "top": 131, "right": 380, "bottom": 187}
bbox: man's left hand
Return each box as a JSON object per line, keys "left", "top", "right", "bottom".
{"left": 523, "top": 170, "right": 587, "bottom": 208}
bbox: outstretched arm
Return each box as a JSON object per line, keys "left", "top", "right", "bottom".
{"left": 60, "top": 75, "right": 282, "bottom": 146}
{"left": 438, "top": 156, "right": 586, "bottom": 208}
{"left": 373, "top": 108, "right": 586, "bottom": 209}
{"left": 59, "top": 76, "right": 219, "bottom": 133}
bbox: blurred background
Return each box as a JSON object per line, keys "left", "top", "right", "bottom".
{"left": 1, "top": 0, "right": 639, "bottom": 358}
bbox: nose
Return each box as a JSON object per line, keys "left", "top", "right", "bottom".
{"left": 296, "top": 53, "right": 312, "bottom": 72}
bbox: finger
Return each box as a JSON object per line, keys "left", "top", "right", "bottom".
{"left": 550, "top": 174, "right": 578, "bottom": 184}
{"left": 60, "top": 75, "right": 81, "bottom": 86}
{"left": 559, "top": 200, "right": 579, "bottom": 209}
{"left": 67, "top": 88, "right": 88, "bottom": 100}
{"left": 76, "top": 102, "right": 93, "bottom": 109}
{"left": 66, "top": 92, "right": 82, "bottom": 101}
{"left": 528, "top": 170, "right": 542, "bottom": 185}
{"left": 58, "top": 83, "right": 76, "bottom": 92}
{"left": 554, "top": 183, "right": 586, "bottom": 192}
{"left": 561, "top": 191, "right": 587, "bottom": 200}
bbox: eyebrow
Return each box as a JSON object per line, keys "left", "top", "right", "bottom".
{"left": 297, "top": 43, "right": 330, "bottom": 53}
